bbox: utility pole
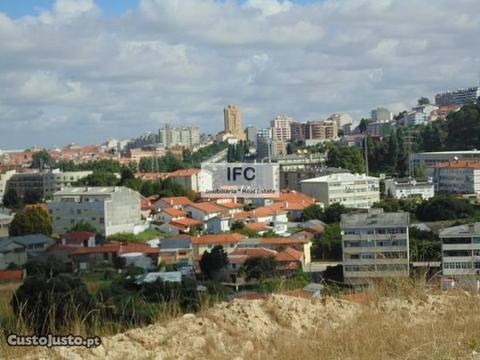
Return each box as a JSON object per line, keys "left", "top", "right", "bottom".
{"left": 364, "top": 133, "right": 369, "bottom": 176}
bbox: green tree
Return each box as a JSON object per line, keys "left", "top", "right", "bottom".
{"left": 199, "top": 245, "right": 229, "bottom": 280}
{"left": 9, "top": 207, "right": 52, "bottom": 236}
{"left": 409, "top": 227, "right": 441, "bottom": 262}
{"left": 231, "top": 220, "right": 245, "bottom": 231}
{"left": 76, "top": 172, "right": 119, "bottom": 187}
{"left": 23, "top": 189, "right": 43, "bottom": 204}
{"left": 2, "top": 188, "right": 21, "bottom": 209}
{"left": 70, "top": 220, "right": 96, "bottom": 233}
{"left": 322, "top": 203, "right": 347, "bottom": 224}
{"left": 31, "top": 150, "right": 54, "bottom": 169}
{"left": 120, "top": 167, "right": 135, "bottom": 184}
{"left": 243, "top": 256, "right": 278, "bottom": 281}
{"left": 300, "top": 204, "right": 324, "bottom": 221}
{"left": 418, "top": 97, "right": 430, "bottom": 105}
{"left": 326, "top": 144, "right": 365, "bottom": 173}
{"left": 313, "top": 223, "right": 342, "bottom": 260}
{"left": 416, "top": 195, "right": 474, "bottom": 221}
{"left": 359, "top": 118, "right": 369, "bottom": 133}
{"left": 11, "top": 275, "right": 96, "bottom": 334}
{"left": 446, "top": 103, "right": 480, "bottom": 150}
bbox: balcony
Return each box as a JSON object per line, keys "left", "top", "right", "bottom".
{"left": 443, "top": 243, "right": 480, "bottom": 251}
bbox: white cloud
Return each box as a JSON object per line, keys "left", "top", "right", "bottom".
{"left": 0, "top": 0, "right": 480, "bottom": 148}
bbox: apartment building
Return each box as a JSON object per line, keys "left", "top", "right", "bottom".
{"left": 371, "top": 107, "right": 393, "bottom": 122}
{"left": 435, "top": 87, "right": 480, "bottom": 106}
{"left": 224, "top": 104, "right": 246, "bottom": 140}
{"left": 48, "top": 186, "right": 141, "bottom": 236}
{"left": 410, "top": 150, "right": 480, "bottom": 168}
{"left": 367, "top": 121, "right": 393, "bottom": 137}
{"left": 384, "top": 177, "right": 435, "bottom": 200}
{"left": 304, "top": 120, "right": 338, "bottom": 145}
{"left": 158, "top": 125, "right": 200, "bottom": 148}
{"left": 431, "top": 160, "right": 480, "bottom": 194}
{"left": 439, "top": 223, "right": 480, "bottom": 279}
{"left": 301, "top": 173, "right": 380, "bottom": 209}
{"left": 7, "top": 170, "right": 93, "bottom": 199}
{"left": 270, "top": 116, "right": 293, "bottom": 142}
{"left": 245, "top": 125, "right": 258, "bottom": 145}
{"left": 341, "top": 209, "right": 410, "bottom": 285}
{"left": 403, "top": 111, "right": 427, "bottom": 126}
{"left": 328, "top": 113, "right": 353, "bottom": 129}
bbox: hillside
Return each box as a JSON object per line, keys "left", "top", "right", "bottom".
{"left": 21, "top": 287, "right": 480, "bottom": 360}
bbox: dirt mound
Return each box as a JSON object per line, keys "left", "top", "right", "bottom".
{"left": 22, "top": 291, "right": 480, "bottom": 360}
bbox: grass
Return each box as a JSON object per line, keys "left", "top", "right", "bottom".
{"left": 107, "top": 229, "right": 166, "bottom": 243}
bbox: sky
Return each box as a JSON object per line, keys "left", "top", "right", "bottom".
{"left": 0, "top": 0, "right": 479, "bottom": 149}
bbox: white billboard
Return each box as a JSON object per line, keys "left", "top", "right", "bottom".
{"left": 201, "top": 162, "right": 279, "bottom": 198}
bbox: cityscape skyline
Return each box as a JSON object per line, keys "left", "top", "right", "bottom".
{"left": 0, "top": 0, "right": 479, "bottom": 149}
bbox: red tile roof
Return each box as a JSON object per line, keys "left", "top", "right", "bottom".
{"left": 218, "top": 202, "right": 244, "bottom": 209}
{"left": 157, "top": 196, "right": 193, "bottom": 207}
{"left": 249, "top": 205, "right": 286, "bottom": 218}
{"left": 230, "top": 247, "right": 277, "bottom": 257}
{"left": 162, "top": 207, "right": 186, "bottom": 217}
{"left": 233, "top": 211, "right": 250, "bottom": 220}
{"left": 186, "top": 202, "right": 224, "bottom": 213}
{"left": 167, "top": 169, "right": 201, "bottom": 177}
{"left": 275, "top": 247, "right": 303, "bottom": 262}
{"left": 192, "top": 233, "right": 246, "bottom": 245}
{"left": 245, "top": 222, "right": 269, "bottom": 231}
{"left": 64, "top": 231, "right": 95, "bottom": 245}
{"left": 0, "top": 270, "right": 23, "bottom": 282}
{"left": 71, "top": 242, "right": 159, "bottom": 255}
{"left": 261, "top": 237, "right": 306, "bottom": 245}
{"left": 140, "top": 197, "right": 151, "bottom": 210}
{"left": 170, "top": 218, "right": 203, "bottom": 227}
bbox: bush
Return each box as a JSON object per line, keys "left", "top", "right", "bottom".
{"left": 11, "top": 275, "right": 97, "bottom": 334}
{"left": 416, "top": 195, "right": 474, "bottom": 221}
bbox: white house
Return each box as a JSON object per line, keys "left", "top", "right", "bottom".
{"left": 184, "top": 202, "right": 225, "bottom": 222}
{"left": 384, "top": 177, "right": 434, "bottom": 200}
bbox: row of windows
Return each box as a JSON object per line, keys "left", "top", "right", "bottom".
{"left": 344, "top": 240, "right": 407, "bottom": 248}
{"left": 443, "top": 262, "right": 480, "bottom": 269}
{"left": 344, "top": 264, "right": 408, "bottom": 272}
{"left": 346, "top": 251, "right": 407, "bottom": 260}
{"left": 343, "top": 228, "right": 406, "bottom": 235}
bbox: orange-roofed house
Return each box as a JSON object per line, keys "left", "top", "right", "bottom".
{"left": 248, "top": 205, "right": 288, "bottom": 234}
{"left": 62, "top": 231, "right": 96, "bottom": 248}
{"left": 275, "top": 247, "right": 305, "bottom": 270}
{"left": 431, "top": 160, "right": 480, "bottom": 194}
{"left": 165, "top": 169, "right": 202, "bottom": 192}
{"left": 227, "top": 247, "right": 278, "bottom": 272}
{"left": 153, "top": 196, "right": 193, "bottom": 211}
{"left": 244, "top": 222, "right": 270, "bottom": 234}
{"left": 191, "top": 233, "right": 247, "bottom": 259}
{"left": 185, "top": 202, "right": 225, "bottom": 222}
{"left": 157, "top": 207, "right": 187, "bottom": 223}
{"left": 217, "top": 201, "right": 244, "bottom": 216}
{"left": 70, "top": 242, "right": 160, "bottom": 271}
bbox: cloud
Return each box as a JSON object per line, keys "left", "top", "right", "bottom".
{"left": 0, "top": 0, "right": 479, "bottom": 148}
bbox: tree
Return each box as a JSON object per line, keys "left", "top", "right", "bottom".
{"left": 199, "top": 245, "right": 229, "bottom": 280}
{"left": 243, "top": 256, "right": 278, "bottom": 281}
{"left": 2, "top": 188, "right": 21, "bottom": 209}
{"left": 409, "top": 227, "right": 441, "bottom": 262}
{"left": 359, "top": 118, "right": 369, "bottom": 133}
{"left": 446, "top": 103, "right": 480, "bottom": 150}
{"left": 313, "top": 223, "right": 342, "bottom": 260}
{"left": 301, "top": 204, "right": 324, "bottom": 221}
{"left": 231, "top": 220, "right": 245, "bottom": 231}
{"left": 11, "top": 275, "right": 96, "bottom": 334}
{"left": 31, "top": 150, "right": 54, "bottom": 169}
{"left": 120, "top": 167, "right": 135, "bottom": 184}
{"left": 70, "top": 220, "right": 96, "bottom": 233}
{"left": 326, "top": 144, "right": 365, "bottom": 173}
{"left": 418, "top": 97, "right": 430, "bottom": 105}
{"left": 76, "top": 172, "right": 119, "bottom": 187}
{"left": 23, "top": 189, "right": 43, "bottom": 204}
{"left": 322, "top": 203, "right": 347, "bottom": 224}
{"left": 9, "top": 207, "right": 52, "bottom": 236}
{"left": 416, "top": 195, "right": 474, "bottom": 221}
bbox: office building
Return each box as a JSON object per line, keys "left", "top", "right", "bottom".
{"left": 48, "top": 187, "right": 141, "bottom": 236}
{"left": 224, "top": 104, "right": 245, "bottom": 140}
{"left": 410, "top": 150, "right": 480, "bottom": 168}
{"left": 270, "top": 116, "right": 293, "bottom": 142}
{"left": 384, "top": 177, "right": 434, "bottom": 200}
{"left": 341, "top": 208, "right": 410, "bottom": 285}
{"left": 431, "top": 160, "right": 480, "bottom": 194}
{"left": 371, "top": 107, "right": 393, "bottom": 122}
{"left": 435, "top": 87, "right": 480, "bottom": 106}
{"left": 301, "top": 173, "right": 380, "bottom": 208}
{"left": 440, "top": 223, "right": 480, "bottom": 279}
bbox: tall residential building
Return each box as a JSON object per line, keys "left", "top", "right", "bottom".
{"left": 439, "top": 223, "right": 480, "bottom": 280}
{"left": 290, "top": 122, "right": 307, "bottom": 142}
{"left": 371, "top": 107, "right": 393, "bottom": 122}
{"left": 256, "top": 129, "right": 272, "bottom": 160}
{"left": 304, "top": 120, "right": 338, "bottom": 145}
{"left": 328, "top": 113, "right": 353, "bottom": 129}
{"left": 224, "top": 105, "right": 245, "bottom": 140}
{"left": 270, "top": 116, "right": 293, "bottom": 142}
{"left": 403, "top": 111, "right": 427, "bottom": 127}
{"left": 245, "top": 125, "right": 258, "bottom": 145}
{"left": 301, "top": 173, "right": 380, "bottom": 208}
{"left": 48, "top": 186, "right": 141, "bottom": 236}
{"left": 435, "top": 87, "right": 480, "bottom": 106}
{"left": 158, "top": 125, "right": 200, "bottom": 148}
{"left": 341, "top": 208, "right": 410, "bottom": 285}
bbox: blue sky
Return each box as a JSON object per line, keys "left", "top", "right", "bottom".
{"left": 0, "top": 0, "right": 315, "bottom": 18}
